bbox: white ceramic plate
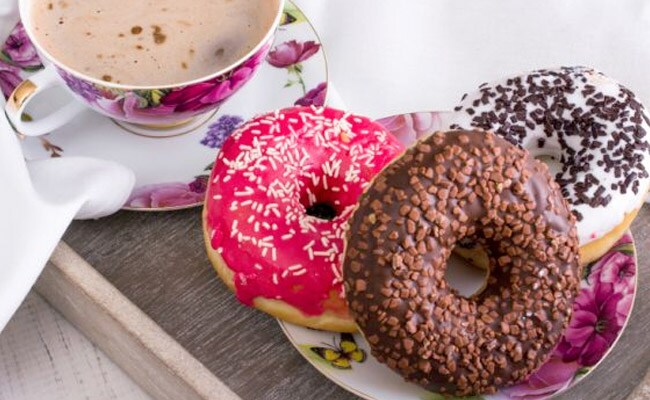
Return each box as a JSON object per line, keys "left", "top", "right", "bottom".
{"left": 278, "top": 112, "right": 638, "bottom": 400}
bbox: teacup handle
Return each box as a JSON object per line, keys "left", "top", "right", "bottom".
{"left": 5, "top": 65, "right": 86, "bottom": 137}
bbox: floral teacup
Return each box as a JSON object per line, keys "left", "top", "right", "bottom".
{"left": 5, "top": 0, "right": 284, "bottom": 137}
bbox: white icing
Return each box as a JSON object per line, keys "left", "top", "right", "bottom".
{"left": 444, "top": 66, "right": 650, "bottom": 245}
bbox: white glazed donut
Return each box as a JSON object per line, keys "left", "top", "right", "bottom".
{"left": 445, "top": 66, "right": 650, "bottom": 263}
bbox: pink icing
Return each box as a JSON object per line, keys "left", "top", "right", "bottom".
{"left": 205, "top": 106, "right": 404, "bottom": 316}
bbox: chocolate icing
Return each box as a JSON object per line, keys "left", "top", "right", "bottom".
{"left": 343, "top": 130, "right": 582, "bottom": 396}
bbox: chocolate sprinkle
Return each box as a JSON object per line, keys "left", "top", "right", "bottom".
{"left": 344, "top": 130, "right": 582, "bottom": 396}
{"left": 448, "top": 67, "right": 650, "bottom": 222}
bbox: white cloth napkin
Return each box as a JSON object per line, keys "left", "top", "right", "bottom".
{"left": 0, "top": 92, "right": 134, "bottom": 330}
{"left": 0, "top": 0, "right": 134, "bottom": 332}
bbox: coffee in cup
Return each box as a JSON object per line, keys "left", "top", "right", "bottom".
{"left": 31, "top": 0, "right": 280, "bottom": 86}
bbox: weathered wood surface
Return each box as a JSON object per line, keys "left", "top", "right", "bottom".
{"left": 59, "top": 205, "right": 650, "bottom": 400}
{"left": 35, "top": 243, "right": 240, "bottom": 400}
{"left": 0, "top": 291, "right": 151, "bottom": 400}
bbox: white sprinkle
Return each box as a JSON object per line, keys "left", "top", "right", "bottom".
{"left": 272, "top": 273, "right": 279, "bottom": 285}
{"left": 331, "top": 262, "right": 342, "bottom": 281}
{"left": 288, "top": 264, "right": 303, "bottom": 271}
{"left": 293, "top": 269, "right": 307, "bottom": 276}
{"left": 254, "top": 263, "right": 263, "bottom": 270}
{"left": 212, "top": 194, "right": 223, "bottom": 200}
{"left": 230, "top": 220, "right": 239, "bottom": 238}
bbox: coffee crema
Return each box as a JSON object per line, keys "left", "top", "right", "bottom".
{"left": 31, "top": 0, "right": 279, "bottom": 86}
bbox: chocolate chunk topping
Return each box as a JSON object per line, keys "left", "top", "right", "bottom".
{"left": 344, "top": 130, "right": 582, "bottom": 396}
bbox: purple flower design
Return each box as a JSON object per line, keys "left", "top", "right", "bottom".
{"left": 377, "top": 112, "right": 442, "bottom": 146}
{"left": 161, "top": 44, "right": 269, "bottom": 113}
{"left": 503, "top": 357, "right": 580, "bottom": 399}
{"left": 2, "top": 23, "right": 42, "bottom": 69}
{"left": 555, "top": 283, "right": 623, "bottom": 367}
{"left": 0, "top": 61, "right": 22, "bottom": 98}
{"left": 126, "top": 182, "right": 205, "bottom": 209}
{"left": 266, "top": 40, "right": 321, "bottom": 68}
{"left": 95, "top": 91, "right": 176, "bottom": 124}
{"left": 267, "top": 40, "right": 321, "bottom": 95}
{"left": 590, "top": 250, "right": 635, "bottom": 294}
{"left": 59, "top": 69, "right": 102, "bottom": 102}
{"left": 295, "top": 82, "right": 326, "bottom": 107}
{"left": 201, "top": 115, "right": 244, "bottom": 149}
{"left": 590, "top": 246, "right": 636, "bottom": 328}
{"left": 188, "top": 176, "right": 208, "bottom": 194}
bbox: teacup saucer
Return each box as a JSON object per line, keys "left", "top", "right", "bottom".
{"left": 9, "top": 1, "right": 327, "bottom": 211}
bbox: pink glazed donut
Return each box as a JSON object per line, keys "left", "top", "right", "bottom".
{"left": 203, "top": 106, "right": 404, "bottom": 332}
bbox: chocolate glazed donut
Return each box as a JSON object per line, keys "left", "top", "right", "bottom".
{"left": 343, "top": 130, "right": 582, "bottom": 396}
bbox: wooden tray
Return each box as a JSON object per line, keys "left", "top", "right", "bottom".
{"left": 34, "top": 206, "right": 650, "bottom": 400}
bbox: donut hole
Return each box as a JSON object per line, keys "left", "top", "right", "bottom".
{"left": 305, "top": 202, "right": 337, "bottom": 220}
{"left": 444, "top": 251, "right": 490, "bottom": 298}
{"left": 299, "top": 176, "right": 352, "bottom": 220}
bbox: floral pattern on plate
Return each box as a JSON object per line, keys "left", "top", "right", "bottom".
{"left": 280, "top": 191, "right": 636, "bottom": 399}
{"left": 376, "top": 111, "right": 451, "bottom": 146}
{"left": 302, "top": 333, "right": 367, "bottom": 370}
{"left": 10, "top": 1, "right": 328, "bottom": 211}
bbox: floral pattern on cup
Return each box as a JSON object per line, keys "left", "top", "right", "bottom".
{"left": 0, "top": 23, "right": 42, "bottom": 99}
{"left": 56, "top": 41, "right": 272, "bottom": 126}
{"left": 0, "top": 62, "right": 21, "bottom": 98}
{"left": 6, "top": 0, "right": 328, "bottom": 211}
{"left": 1, "top": 22, "right": 43, "bottom": 70}
{"left": 267, "top": 40, "right": 321, "bottom": 94}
